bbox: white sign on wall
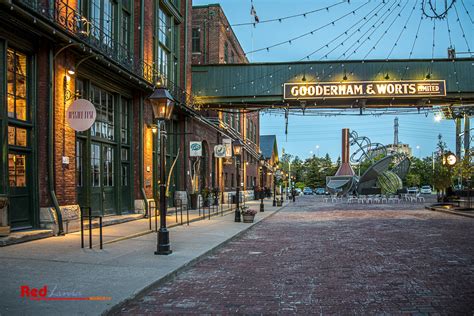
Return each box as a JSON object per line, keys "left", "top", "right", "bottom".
{"left": 66, "top": 99, "right": 96, "bottom": 132}
{"left": 222, "top": 138, "right": 232, "bottom": 157}
{"left": 190, "top": 141, "right": 202, "bottom": 157}
{"left": 214, "top": 145, "right": 226, "bottom": 158}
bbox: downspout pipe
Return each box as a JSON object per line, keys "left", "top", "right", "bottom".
{"left": 139, "top": 0, "right": 148, "bottom": 216}
{"left": 49, "top": 49, "right": 64, "bottom": 235}
{"left": 140, "top": 97, "right": 149, "bottom": 215}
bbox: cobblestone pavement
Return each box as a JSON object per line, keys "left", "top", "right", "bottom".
{"left": 115, "top": 196, "right": 474, "bottom": 315}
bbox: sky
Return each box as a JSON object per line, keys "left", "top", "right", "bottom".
{"left": 192, "top": 0, "right": 473, "bottom": 161}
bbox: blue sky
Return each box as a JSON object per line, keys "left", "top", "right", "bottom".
{"left": 193, "top": 0, "right": 473, "bottom": 160}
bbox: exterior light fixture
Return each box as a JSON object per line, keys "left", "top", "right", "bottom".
{"left": 301, "top": 73, "right": 306, "bottom": 82}
{"left": 149, "top": 87, "right": 175, "bottom": 121}
{"left": 67, "top": 66, "right": 75, "bottom": 75}
{"left": 425, "top": 73, "right": 431, "bottom": 80}
{"left": 148, "top": 87, "right": 175, "bottom": 256}
{"left": 149, "top": 124, "right": 158, "bottom": 134}
{"left": 384, "top": 73, "right": 390, "bottom": 80}
{"left": 443, "top": 152, "right": 457, "bottom": 166}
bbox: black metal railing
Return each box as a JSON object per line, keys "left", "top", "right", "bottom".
{"left": 15, "top": 0, "right": 194, "bottom": 107}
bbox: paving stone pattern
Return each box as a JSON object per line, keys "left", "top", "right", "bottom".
{"left": 117, "top": 197, "right": 474, "bottom": 315}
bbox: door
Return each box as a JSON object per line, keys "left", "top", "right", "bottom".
{"left": 8, "top": 151, "right": 32, "bottom": 229}
{"left": 6, "top": 48, "right": 35, "bottom": 230}
{"left": 90, "top": 142, "right": 116, "bottom": 216}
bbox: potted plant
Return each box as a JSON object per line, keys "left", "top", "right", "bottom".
{"left": 240, "top": 206, "right": 257, "bottom": 223}
{"left": 201, "top": 188, "right": 211, "bottom": 207}
{"left": 212, "top": 187, "right": 220, "bottom": 205}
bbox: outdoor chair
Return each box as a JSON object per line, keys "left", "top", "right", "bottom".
{"left": 372, "top": 195, "right": 381, "bottom": 204}
{"left": 381, "top": 195, "right": 388, "bottom": 203}
{"left": 416, "top": 194, "right": 425, "bottom": 203}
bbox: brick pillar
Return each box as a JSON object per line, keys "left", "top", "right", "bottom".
{"left": 53, "top": 54, "right": 77, "bottom": 206}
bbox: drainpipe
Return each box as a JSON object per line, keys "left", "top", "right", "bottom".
{"left": 140, "top": 97, "right": 148, "bottom": 215}
{"left": 49, "top": 49, "right": 64, "bottom": 235}
{"left": 183, "top": 0, "right": 188, "bottom": 91}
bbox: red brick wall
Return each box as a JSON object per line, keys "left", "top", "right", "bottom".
{"left": 37, "top": 42, "right": 50, "bottom": 207}
{"left": 53, "top": 54, "right": 77, "bottom": 206}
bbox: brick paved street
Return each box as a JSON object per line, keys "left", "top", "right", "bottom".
{"left": 115, "top": 196, "right": 474, "bottom": 315}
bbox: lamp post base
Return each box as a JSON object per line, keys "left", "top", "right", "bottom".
{"left": 234, "top": 210, "right": 241, "bottom": 222}
{"left": 260, "top": 200, "right": 264, "bottom": 212}
{"left": 155, "top": 229, "right": 172, "bottom": 255}
{"left": 273, "top": 200, "right": 276, "bottom": 207}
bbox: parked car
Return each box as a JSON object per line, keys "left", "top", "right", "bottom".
{"left": 453, "top": 184, "right": 464, "bottom": 191}
{"left": 407, "top": 187, "right": 419, "bottom": 194}
{"left": 420, "top": 185, "right": 432, "bottom": 194}
{"left": 303, "top": 187, "right": 313, "bottom": 195}
{"left": 295, "top": 188, "right": 302, "bottom": 195}
{"left": 314, "top": 188, "right": 328, "bottom": 195}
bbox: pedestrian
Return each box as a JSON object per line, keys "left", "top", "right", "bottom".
{"left": 291, "top": 188, "right": 296, "bottom": 202}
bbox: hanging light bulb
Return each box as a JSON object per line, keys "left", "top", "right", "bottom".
{"left": 384, "top": 73, "right": 390, "bottom": 80}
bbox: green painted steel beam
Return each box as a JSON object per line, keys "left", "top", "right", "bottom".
{"left": 192, "top": 58, "right": 474, "bottom": 104}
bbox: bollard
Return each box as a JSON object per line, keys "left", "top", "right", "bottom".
{"left": 99, "top": 216, "right": 103, "bottom": 250}
{"left": 88, "top": 207, "right": 92, "bottom": 249}
{"left": 80, "top": 207, "right": 84, "bottom": 249}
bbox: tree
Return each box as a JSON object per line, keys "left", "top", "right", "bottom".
{"left": 405, "top": 173, "right": 421, "bottom": 187}
{"left": 432, "top": 134, "right": 454, "bottom": 199}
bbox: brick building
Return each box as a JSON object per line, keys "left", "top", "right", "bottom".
{"left": 191, "top": 3, "right": 261, "bottom": 195}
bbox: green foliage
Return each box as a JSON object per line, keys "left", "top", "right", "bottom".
{"left": 405, "top": 173, "right": 421, "bottom": 187}
{"left": 432, "top": 134, "right": 454, "bottom": 193}
{"left": 295, "top": 182, "right": 306, "bottom": 190}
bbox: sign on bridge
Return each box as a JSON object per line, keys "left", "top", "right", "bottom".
{"left": 284, "top": 80, "right": 446, "bottom": 100}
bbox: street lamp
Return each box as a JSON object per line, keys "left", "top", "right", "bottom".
{"left": 259, "top": 154, "right": 265, "bottom": 212}
{"left": 233, "top": 139, "right": 244, "bottom": 222}
{"left": 149, "top": 87, "right": 175, "bottom": 255}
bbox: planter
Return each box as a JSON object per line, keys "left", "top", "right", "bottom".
{"left": 190, "top": 193, "right": 198, "bottom": 210}
{"left": 0, "top": 195, "right": 9, "bottom": 236}
{"left": 277, "top": 200, "right": 283, "bottom": 207}
{"left": 242, "top": 214, "right": 255, "bottom": 223}
{"left": 213, "top": 198, "right": 219, "bottom": 206}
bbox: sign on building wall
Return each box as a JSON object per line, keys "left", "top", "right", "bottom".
{"left": 66, "top": 99, "right": 97, "bottom": 131}
{"left": 190, "top": 141, "right": 202, "bottom": 157}
{"left": 283, "top": 80, "right": 446, "bottom": 100}
{"left": 214, "top": 145, "right": 226, "bottom": 158}
{"left": 222, "top": 138, "right": 232, "bottom": 157}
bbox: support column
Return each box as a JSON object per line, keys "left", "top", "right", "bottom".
{"left": 455, "top": 117, "right": 462, "bottom": 159}
{"left": 464, "top": 113, "right": 470, "bottom": 157}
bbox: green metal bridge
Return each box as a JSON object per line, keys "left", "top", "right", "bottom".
{"left": 192, "top": 58, "right": 474, "bottom": 111}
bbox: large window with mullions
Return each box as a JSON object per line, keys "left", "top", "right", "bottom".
{"left": 91, "top": 85, "right": 115, "bottom": 140}
{"left": 155, "top": 6, "right": 178, "bottom": 85}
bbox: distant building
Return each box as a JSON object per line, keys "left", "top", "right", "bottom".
{"left": 372, "top": 143, "right": 413, "bottom": 157}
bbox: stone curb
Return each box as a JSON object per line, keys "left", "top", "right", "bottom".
{"left": 103, "top": 202, "right": 289, "bottom": 316}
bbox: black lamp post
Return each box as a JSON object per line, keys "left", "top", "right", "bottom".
{"left": 272, "top": 165, "right": 277, "bottom": 207}
{"left": 149, "top": 87, "right": 175, "bottom": 255}
{"left": 233, "top": 139, "right": 244, "bottom": 222}
{"left": 259, "top": 154, "right": 265, "bottom": 212}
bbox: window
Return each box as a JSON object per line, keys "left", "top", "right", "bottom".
{"left": 91, "top": 0, "right": 116, "bottom": 47}
{"left": 76, "top": 140, "right": 84, "bottom": 187}
{"left": 91, "top": 85, "right": 115, "bottom": 140}
{"left": 192, "top": 28, "right": 200, "bottom": 52}
{"left": 121, "top": 10, "right": 131, "bottom": 52}
{"left": 7, "top": 49, "right": 28, "bottom": 121}
{"left": 8, "top": 126, "right": 27, "bottom": 147}
{"left": 8, "top": 154, "right": 26, "bottom": 187}
{"left": 158, "top": 9, "right": 171, "bottom": 47}
{"left": 120, "top": 99, "right": 129, "bottom": 144}
{"left": 224, "top": 42, "right": 229, "bottom": 63}
{"left": 103, "top": 146, "right": 114, "bottom": 187}
{"left": 91, "top": 144, "right": 101, "bottom": 187}
{"left": 231, "top": 51, "right": 235, "bottom": 63}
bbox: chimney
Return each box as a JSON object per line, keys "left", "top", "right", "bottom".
{"left": 335, "top": 128, "right": 355, "bottom": 176}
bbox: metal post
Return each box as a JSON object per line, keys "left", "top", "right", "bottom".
{"left": 235, "top": 156, "right": 241, "bottom": 222}
{"left": 273, "top": 171, "right": 277, "bottom": 207}
{"left": 88, "top": 207, "right": 92, "bottom": 249}
{"left": 99, "top": 216, "right": 103, "bottom": 250}
{"left": 260, "top": 168, "right": 264, "bottom": 212}
{"left": 155, "top": 121, "right": 172, "bottom": 255}
{"left": 80, "top": 207, "right": 84, "bottom": 248}
{"left": 155, "top": 202, "right": 158, "bottom": 232}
